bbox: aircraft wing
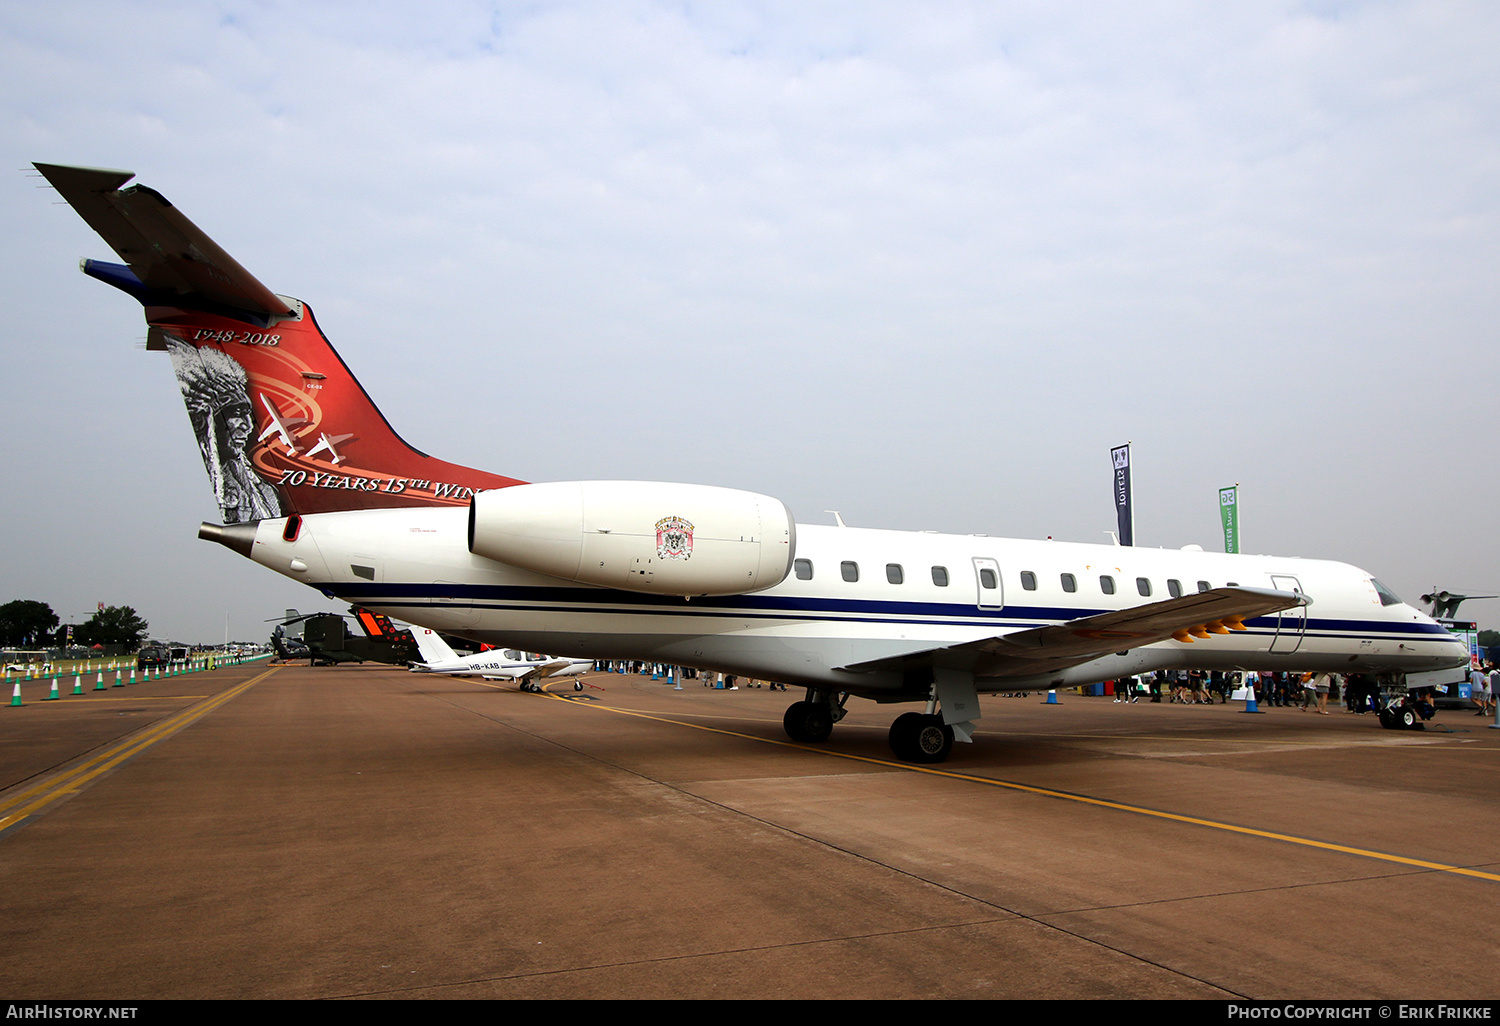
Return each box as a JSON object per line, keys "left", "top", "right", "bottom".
{"left": 515, "top": 660, "right": 576, "bottom": 684}
{"left": 34, "top": 162, "right": 296, "bottom": 323}
{"left": 540, "top": 659, "right": 591, "bottom": 678}
{"left": 838, "top": 587, "right": 1303, "bottom": 680}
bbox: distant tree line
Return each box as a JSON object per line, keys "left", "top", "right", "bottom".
{"left": 0, "top": 600, "right": 58, "bottom": 647}
{"left": 0, "top": 600, "right": 148, "bottom": 649}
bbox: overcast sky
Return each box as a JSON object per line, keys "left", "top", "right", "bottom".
{"left": 2, "top": 1, "right": 1497, "bottom": 643}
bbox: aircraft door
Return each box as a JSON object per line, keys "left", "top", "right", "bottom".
{"left": 434, "top": 580, "right": 480, "bottom": 628}
{"left": 1269, "top": 574, "right": 1306, "bottom": 654}
{"left": 972, "top": 557, "right": 1004, "bottom": 610}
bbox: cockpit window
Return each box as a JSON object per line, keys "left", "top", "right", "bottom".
{"left": 1371, "top": 579, "right": 1403, "bottom": 607}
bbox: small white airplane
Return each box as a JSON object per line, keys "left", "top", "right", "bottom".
{"left": 409, "top": 627, "right": 592, "bottom": 691}
{"left": 38, "top": 162, "right": 1469, "bottom": 764}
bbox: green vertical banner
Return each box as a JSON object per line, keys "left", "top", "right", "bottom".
{"left": 1219, "top": 486, "right": 1239, "bottom": 554}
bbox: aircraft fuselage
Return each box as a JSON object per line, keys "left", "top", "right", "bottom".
{"left": 238, "top": 507, "right": 1464, "bottom": 697}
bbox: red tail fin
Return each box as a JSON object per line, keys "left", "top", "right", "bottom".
{"left": 144, "top": 295, "right": 521, "bottom": 521}
{"left": 37, "top": 163, "right": 522, "bottom": 523}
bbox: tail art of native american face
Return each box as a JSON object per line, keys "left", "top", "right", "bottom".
{"left": 166, "top": 339, "right": 284, "bottom": 524}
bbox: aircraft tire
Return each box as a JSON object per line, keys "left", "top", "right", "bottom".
{"left": 783, "top": 701, "right": 833, "bottom": 743}
{"left": 1400, "top": 707, "right": 1417, "bottom": 730}
{"left": 911, "top": 715, "right": 954, "bottom": 764}
{"left": 783, "top": 702, "right": 810, "bottom": 741}
{"left": 1378, "top": 707, "right": 1395, "bottom": 729}
{"left": 803, "top": 702, "right": 833, "bottom": 742}
{"left": 574, "top": 681, "right": 583, "bottom": 691}
{"left": 888, "top": 712, "right": 924, "bottom": 761}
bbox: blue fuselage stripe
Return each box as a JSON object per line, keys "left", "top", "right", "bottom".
{"left": 329, "top": 582, "right": 1449, "bottom": 641}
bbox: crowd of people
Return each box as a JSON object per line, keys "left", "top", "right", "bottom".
{"left": 1108, "top": 665, "right": 1499, "bottom": 716}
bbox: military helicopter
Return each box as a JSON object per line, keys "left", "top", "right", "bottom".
{"left": 268, "top": 607, "right": 417, "bottom": 666}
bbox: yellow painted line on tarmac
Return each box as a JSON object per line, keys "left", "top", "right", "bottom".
{"left": 0, "top": 668, "right": 279, "bottom": 835}
{"left": 22, "top": 695, "right": 214, "bottom": 703}
{"left": 555, "top": 694, "right": 1500, "bottom": 885}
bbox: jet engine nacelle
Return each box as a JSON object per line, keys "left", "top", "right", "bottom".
{"left": 468, "top": 481, "right": 796, "bottom": 596}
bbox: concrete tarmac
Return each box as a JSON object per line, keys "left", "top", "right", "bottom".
{"left": 0, "top": 663, "right": 1496, "bottom": 1000}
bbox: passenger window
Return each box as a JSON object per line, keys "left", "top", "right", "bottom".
{"left": 1197, "top": 580, "right": 1211, "bottom": 592}
{"left": 886, "top": 563, "right": 904, "bottom": 585}
{"left": 794, "top": 559, "right": 813, "bottom": 580}
{"left": 1100, "top": 575, "right": 1115, "bottom": 595}
{"left": 1060, "top": 573, "right": 1077, "bottom": 593}
{"left": 1020, "top": 571, "right": 1037, "bottom": 591}
{"left": 1167, "top": 579, "right": 1182, "bottom": 598}
{"left": 841, "top": 561, "right": 859, "bottom": 583}
{"left": 1137, "top": 577, "right": 1151, "bottom": 597}
{"left": 932, "top": 566, "right": 949, "bottom": 587}
{"left": 979, "top": 568, "right": 997, "bottom": 589}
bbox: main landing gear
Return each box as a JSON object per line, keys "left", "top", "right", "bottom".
{"left": 780, "top": 689, "right": 960, "bottom": 764}
{"left": 887, "top": 712, "right": 954, "bottom": 764}
{"left": 519, "top": 678, "right": 585, "bottom": 693}
{"left": 783, "top": 691, "right": 843, "bottom": 743}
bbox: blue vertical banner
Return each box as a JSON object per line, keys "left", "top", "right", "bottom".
{"left": 1110, "top": 443, "right": 1133, "bottom": 546}
{"left": 1219, "top": 485, "right": 1239, "bottom": 554}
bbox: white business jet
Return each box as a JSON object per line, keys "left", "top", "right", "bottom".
{"left": 409, "top": 627, "right": 592, "bottom": 691}
{"left": 37, "top": 163, "right": 1468, "bottom": 764}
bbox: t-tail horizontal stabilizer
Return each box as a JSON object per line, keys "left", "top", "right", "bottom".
{"left": 33, "top": 163, "right": 296, "bottom": 326}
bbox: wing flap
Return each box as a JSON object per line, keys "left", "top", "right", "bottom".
{"left": 839, "top": 587, "right": 1303, "bottom": 680}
